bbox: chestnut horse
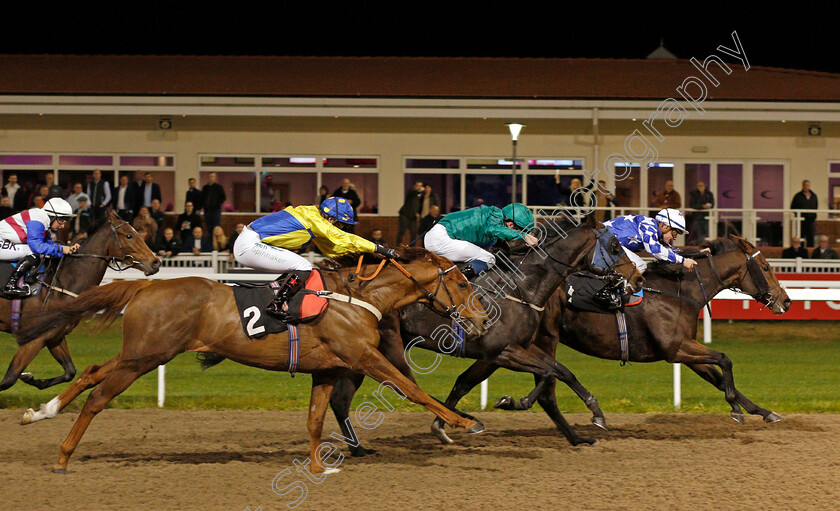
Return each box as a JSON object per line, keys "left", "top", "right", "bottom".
{"left": 0, "top": 210, "right": 160, "bottom": 391}
{"left": 15, "top": 247, "right": 486, "bottom": 474}
{"left": 328, "top": 216, "right": 645, "bottom": 454}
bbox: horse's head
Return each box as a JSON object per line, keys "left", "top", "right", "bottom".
{"left": 729, "top": 236, "right": 790, "bottom": 314}
{"left": 81, "top": 211, "right": 161, "bottom": 275}
{"left": 394, "top": 246, "right": 489, "bottom": 335}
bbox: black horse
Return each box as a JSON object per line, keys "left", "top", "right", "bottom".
{"left": 0, "top": 211, "right": 160, "bottom": 391}
{"left": 517, "top": 236, "right": 790, "bottom": 427}
{"left": 328, "top": 214, "right": 645, "bottom": 454}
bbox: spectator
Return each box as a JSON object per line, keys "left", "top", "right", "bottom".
{"left": 149, "top": 198, "right": 166, "bottom": 227}
{"left": 791, "top": 180, "right": 818, "bottom": 247}
{"left": 183, "top": 225, "right": 212, "bottom": 254}
{"left": 688, "top": 181, "right": 715, "bottom": 244}
{"left": 0, "top": 196, "right": 14, "bottom": 219}
{"left": 369, "top": 228, "right": 388, "bottom": 247}
{"left": 71, "top": 195, "right": 92, "bottom": 235}
{"left": 592, "top": 180, "right": 618, "bottom": 222}
{"left": 332, "top": 179, "right": 361, "bottom": 233}
{"left": 128, "top": 170, "right": 145, "bottom": 218}
{"left": 135, "top": 226, "right": 153, "bottom": 248}
{"left": 38, "top": 186, "right": 50, "bottom": 204}
{"left": 154, "top": 227, "right": 181, "bottom": 258}
{"left": 316, "top": 185, "right": 329, "bottom": 205}
{"left": 177, "top": 201, "right": 203, "bottom": 241}
{"left": 132, "top": 206, "right": 159, "bottom": 240}
{"left": 86, "top": 169, "right": 112, "bottom": 221}
{"left": 419, "top": 184, "right": 440, "bottom": 219}
{"left": 418, "top": 204, "right": 442, "bottom": 238}
{"left": 555, "top": 175, "right": 583, "bottom": 207}
{"left": 114, "top": 175, "right": 135, "bottom": 222}
{"left": 226, "top": 223, "right": 245, "bottom": 261}
{"left": 396, "top": 180, "right": 424, "bottom": 246}
{"left": 140, "top": 172, "right": 162, "bottom": 209}
{"left": 67, "top": 183, "right": 86, "bottom": 212}
{"left": 781, "top": 237, "right": 808, "bottom": 259}
{"left": 43, "top": 173, "right": 63, "bottom": 200}
{"left": 653, "top": 180, "right": 681, "bottom": 210}
{"left": 185, "top": 177, "right": 202, "bottom": 210}
{"left": 811, "top": 235, "right": 838, "bottom": 259}
{"left": 31, "top": 194, "right": 45, "bottom": 209}
{"left": 200, "top": 172, "right": 226, "bottom": 233}
{"left": 211, "top": 225, "right": 228, "bottom": 252}
{"left": 2, "top": 173, "right": 22, "bottom": 212}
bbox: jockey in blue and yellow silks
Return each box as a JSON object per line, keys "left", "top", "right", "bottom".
{"left": 233, "top": 197, "right": 394, "bottom": 319}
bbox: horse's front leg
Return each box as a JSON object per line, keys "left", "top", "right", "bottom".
{"left": 20, "top": 337, "right": 77, "bottom": 390}
{"left": 430, "top": 359, "right": 499, "bottom": 445}
{"left": 329, "top": 373, "right": 378, "bottom": 456}
{"left": 0, "top": 337, "right": 45, "bottom": 391}
{"left": 687, "top": 362, "right": 781, "bottom": 424}
{"left": 307, "top": 373, "right": 343, "bottom": 475}
{"left": 670, "top": 339, "right": 742, "bottom": 422}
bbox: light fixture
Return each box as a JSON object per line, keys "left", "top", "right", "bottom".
{"left": 808, "top": 124, "right": 822, "bottom": 136}
{"left": 506, "top": 123, "right": 525, "bottom": 205}
{"left": 507, "top": 123, "right": 524, "bottom": 141}
{"left": 158, "top": 117, "right": 172, "bottom": 130}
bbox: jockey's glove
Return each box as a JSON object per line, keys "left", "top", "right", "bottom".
{"left": 375, "top": 245, "right": 397, "bottom": 259}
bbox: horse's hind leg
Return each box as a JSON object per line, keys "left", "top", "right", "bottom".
{"left": 330, "top": 373, "right": 377, "bottom": 456}
{"left": 671, "top": 340, "right": 742, "bottom": 421}
{"left": 687, "top": 363, "right": 780, "bottom": 423}
{"left": 534, "top": 377, "right": 597, "bottom": 446}
{"left": 0, "top": 338, "right": 45, "bottom": 391}
{"left": 21, "top": 357, "right": 118, "bottom": 425}
{"left": 52, "top": 357, "right": 157, "bottom": 473}
{"left": 19, "top": 337, "right": 77, "bottom": 390}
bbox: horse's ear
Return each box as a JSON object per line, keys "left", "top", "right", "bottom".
{"left": 585, "top": 213, "right": 597, "bottom": 228}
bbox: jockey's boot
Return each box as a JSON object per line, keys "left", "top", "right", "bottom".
{"left": 266, "top": 273, "right": 304, "bottom": 322}
{"left": 2, "top": 254, "right": 39, "bottom": 299}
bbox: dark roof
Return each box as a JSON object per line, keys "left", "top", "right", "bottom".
{"left": 1, "top": 55, "right": 839, "bottom": 101}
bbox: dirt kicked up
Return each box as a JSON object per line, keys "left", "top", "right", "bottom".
{"left": 1, "top": 409, "right": 837, "bottom": 511}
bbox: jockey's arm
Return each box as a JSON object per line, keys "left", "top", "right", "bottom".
{"left": 639, "top": 221, "right": 683, "bottom": 264}
{"left": 24, "top": 221, "right": 65, "bottom": 258}
{"left": 306, "top": 212, "right": 376, "bottom": 257}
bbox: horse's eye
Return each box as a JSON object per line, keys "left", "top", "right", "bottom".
{"left": 764, "top": 265, "right": 769, "bottom": 272}
{"left": 126, "top": 234, "right": 133, "bottom": 240}
{"left": 458, "top": 282, "right": 468, "bottom": 289}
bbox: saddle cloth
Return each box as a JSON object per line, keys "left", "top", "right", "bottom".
{"left": 564, "top": 271, "right": 643, "bottom": 314}
{"left": 232, "top": 269, "right": 329, "bottom": 339}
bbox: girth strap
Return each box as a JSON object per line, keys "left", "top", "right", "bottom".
{"left": 318, "top": 291, "right": 383, "bottom": 321}
{"left": 615, "top": 310, "right": 629, "bottom": 366}
{"left": 286, "top": 324, "right": 299, "bottom": 376}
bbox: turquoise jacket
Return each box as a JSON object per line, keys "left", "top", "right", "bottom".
{"left": 438, "top": 205, "right": 526, "bottom": 246}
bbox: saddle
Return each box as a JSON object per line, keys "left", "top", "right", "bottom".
{"left": 564, "top": 271, "right": 643, "bottom": 314}
{"left": 232, "top": 269, "right": 329, "bottom": 339}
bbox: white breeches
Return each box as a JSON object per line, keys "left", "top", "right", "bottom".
{"left": 622, "top": 246, "right": 647, "bottom": 273}
{"left": 423, "top": 224, "right": 496, "bottom": 266}
{"left": 233, "top": 227, "right": 313, "bottom": 273}
{"left": 0, "top": 240, "right": 32, "bottom": 261}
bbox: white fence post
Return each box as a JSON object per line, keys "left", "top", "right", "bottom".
{"left": 480, "top": 379, "right": 488, "bottom": 409}
{"left": 673, "top": 363, "right": 681, "bottom": 408}
{"left": 157, "top": 365, "right": 165, "bottom": 408}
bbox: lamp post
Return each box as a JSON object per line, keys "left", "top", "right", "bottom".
{"left": 506, "top": 123, "right": 524, "bottom": 205}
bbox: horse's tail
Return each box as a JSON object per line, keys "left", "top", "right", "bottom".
{"left": 15, "top": 280, "right": 154, "bottom": 346}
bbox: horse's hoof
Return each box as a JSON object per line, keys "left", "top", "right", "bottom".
{"left": 764, "top": 412, "right": 782, "bottom": 423}
{"left": 350, "top": 447, "right": 378, "bottom": 457}
{"left": 493, "top": 395, "right": 514, "bottom": 410}
{"left": 431, "top": 420, "right": 454, "bottom": 445}
{"left": 573, "top": 438, "right": 598, "bottom": 447}
{"left": 466, "top": 418, "right": 485, "bottom": 435}
{"left": 20, "top": 409, "right": 35, "bottom": 426}
{"left": 51, "top": 466, "right": 67, "bottom": 475}
{"left": 591, "top": 416, "right": 608, "bottom": 431}
{"left": 323, "top": 468, "right": 341, "bottom": 475}
{"left": 19, "top": 372, "right": 34, "bottom": 383}
{"left": 730, "top": 412, "right": 745, "bottom": 425}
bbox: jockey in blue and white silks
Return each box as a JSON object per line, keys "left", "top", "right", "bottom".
{"left": 603, "top": 208, "right": 697, "bottom": 273}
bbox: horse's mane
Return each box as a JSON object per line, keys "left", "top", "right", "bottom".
{"left": 316, "top": 245, "right": 435, "bottom": 270}
{"left": 645, "top": 236, "right": 747, "bottom": 279}
{"left": 506, "top": 214, "right": 594, "bottom": 257}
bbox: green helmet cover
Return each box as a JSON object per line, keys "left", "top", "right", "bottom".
{"left": 501, "top": 203, "right": 534, "bottom": 230}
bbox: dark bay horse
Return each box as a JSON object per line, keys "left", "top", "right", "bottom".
{"left": 0, "top": 210, "right": 160, "bottom": 392}
{"left": 15, "top": 247, "right": 487, "bottom": 474}
{"left": 519, "top": 236, "right": 791, "bottom": 428}
{"left": 329, "top": 215, "right": 645, "bottom": 453}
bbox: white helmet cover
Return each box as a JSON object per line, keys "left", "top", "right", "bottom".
{"left": 655, "top": 208, "right": 688, "bottom": 234}
{"left": 43, "top": 197, "right": 76, "bottom": 219}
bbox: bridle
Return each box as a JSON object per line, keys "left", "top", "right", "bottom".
{"left": 349, "top": 255, "right": 465, "bottom": 321}
{"left": 68, "top": 219, "right": 148, "bottom": 271}
{"left": 696, "top": 247, "right": 784, "bottom": 311}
